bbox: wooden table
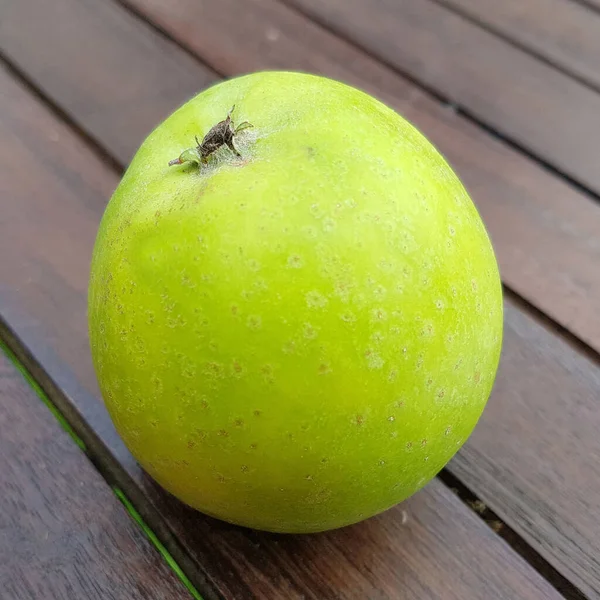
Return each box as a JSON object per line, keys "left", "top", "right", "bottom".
{"left": 1, "top": 0, "right": 599, "bottom": 598}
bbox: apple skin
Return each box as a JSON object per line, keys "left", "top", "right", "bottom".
{"left": 88, "top": 71, "right": 503, "bottom": 533}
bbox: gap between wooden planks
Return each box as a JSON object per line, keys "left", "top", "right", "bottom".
{"left": 1, "top": 3, "right": 600, "bottom": 596}
{"left": 282, "top": 0, "right": 600, "bottom": 199}
{"left": 0, "top": 347, "right": 195, "bottom": 600}
{"left": 0, "top": 58, "right": 562, "bottom": 600}
{"left": 431, "top": 0, "right": 600, "bottom": 92}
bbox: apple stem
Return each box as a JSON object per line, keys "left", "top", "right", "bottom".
{"left": 168, "top": 147, "right": 202, "bottom": 168}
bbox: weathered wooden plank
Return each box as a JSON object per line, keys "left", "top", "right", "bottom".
{"left": 0, "top": 0, "right": 217, "bottom": 165}
{"left": 0, "top": 350, "right": 192, "bottom": 600}
{"left": 451, "top": 300, "right": 600, "bottom": 599}
{"left": 282, "top": 0, "right": 600, "bottom": 197}
{"left": 0, "top": 59, "right": 561, "bottom": 600}
{"left": 436, "top": 0, "right": 600, "bottom": 90}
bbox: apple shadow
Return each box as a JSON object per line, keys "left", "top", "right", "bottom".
{"left": 134, "top": 469, "right": 458, "bottom": 600}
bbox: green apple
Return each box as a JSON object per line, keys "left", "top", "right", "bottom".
{"left": 88, "top": 71, "right": 502, "bottom": 533}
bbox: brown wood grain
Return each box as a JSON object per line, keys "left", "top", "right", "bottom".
{"left": 4, "top": 0, "right": 600, "bottom": 376}
{"left": 280, "top": 0, "right": 600, "bottom": 197}
{"left": 0, "top": 352, "right": 191, "bottom": 599}
{"left": 0, "top": 57, "right": 562, "bottom": 600}
{"left": 0, "top": 0, "right": 217, "bottom": 165}
{"left": 435, "top": 0, "right": 600, "bottom": 90}
{"left": 451, "top": 301, "right": 600, "bottom": 599}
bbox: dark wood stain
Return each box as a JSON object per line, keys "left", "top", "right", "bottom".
{"left": 0, "top": 352, "right": 190, "bottom": 599}
{"left": 0, "top": 62, "right": 560, "bottom": 599}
